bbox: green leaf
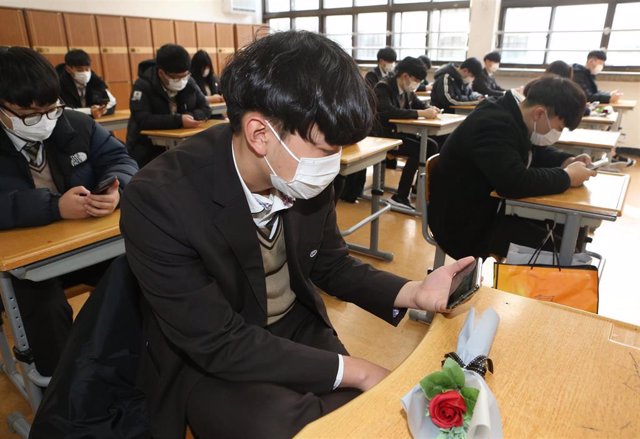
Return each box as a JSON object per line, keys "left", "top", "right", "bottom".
{"left": 442, "top": 359, "right": 465, "bottom": 388}
{"left": 420, "top": 371, "right": 456, "bottom": 398}
{"left": 461, "top": 386, "right": 480, "bottom": 414}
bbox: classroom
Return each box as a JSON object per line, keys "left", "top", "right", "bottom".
{"left": 0, "top": 1, "right": 639, "bottom": 438}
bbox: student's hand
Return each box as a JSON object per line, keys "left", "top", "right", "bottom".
{"left": 182, "top": 114, "right": 204, "bottom": 128}
{"left": 91, "top": 105, "right": 107, "bottom": 119}
{"left": 419, "top": 108, "right": 439, "bottom": 119}
{"left": 208, "top": 94, "right": 224, "bottom": 103}
{"left": 610, "top": 91, "right": 623, "bottom": 104}
{"left": 59, "top": 186, "right": 91, "bottom": 219}
{"left": 426, "top": 85, "right": 433, "bottom": 92}
{"left": 564, "top": 161, "right": 597, "bottom": 187}
{"left": 339, "top": 356, "right": 390, "bottom": 391}
{"left": 85, "top": 178, "right": 120, "bottom": 217}
{"left": 562, "top": 153, "right": 592, "bottom": 168}
{"left": 393, "top": 256, "right": 476, "bottom": 313}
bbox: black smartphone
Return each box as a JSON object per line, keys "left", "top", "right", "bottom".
{"left": 446, "top": 257, "right": 483, "bottom": 309}
{"left": 93, "top": 175, "right": 118, "bottom": 195}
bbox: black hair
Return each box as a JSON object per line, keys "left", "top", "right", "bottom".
{"left": 522, "top": 76, "right": 586, "bottom": 130}
{"left": 190, "top": 49, "right": 216, "bottom": 92}
{"left": 587, "top": 50, "right": 607, "bottom": 62}
{"left": 460, "top": 57, "right": 483, "bottom": 77}
{"left": 65, "top": 49, "right": 91, "bottom": 67}
{"left": 0, "top": 47, "right": 59, "bottom": 107}
{"left": 395, "top": 57, "right": 427, "bottom": 81}
{"left": 545, "top": 60, "right": 573, "bottom": 79}
{"left": 484, "top": 51, "right": 501, "bottom": 63}
{"left": 417, "top": 55, "right": 432, "bottom": 70}
{"left": 221, "top": 30, "right": 374, "bottom": 146}
{"left": 156, "top": 44, "right": 190, "bottom": 73}
{"left": 377, "top": 47, "right": 397, "bottom": 63}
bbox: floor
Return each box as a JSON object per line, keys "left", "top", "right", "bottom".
{"left": 1, "top": 156, "right": 638, "bottom": 438}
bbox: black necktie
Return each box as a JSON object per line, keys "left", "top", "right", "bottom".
{"left": 400, "top": 92, "right": 408, "bottom": 109}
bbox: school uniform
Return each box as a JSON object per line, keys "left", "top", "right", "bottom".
{"left": 55, "top": 65, "right": 116, "bottom": 115}
{"left": 431, "top": 63, "right": 483, "bottom": 113}
{"left": 473, "top": 68, "right": 505, "bottom": 97}
{"left": 364, "top": 66, "right": 385, "bottom": 88}
{"left": 572, "top": 63, "right": 612, "bottom": 103}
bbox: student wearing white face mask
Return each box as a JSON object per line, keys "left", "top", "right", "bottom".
{"left": 473, "top": 51, "right": 506, "bottom": 98}
{"left": 572, "top": 50, "right": 623, "bottom": 105}
{"left": 364, "top": 47, "right": 397, "bottom": 88}
{"left": 431, "top": 57, "right": 484, "bottom": 113}
{"left": 127, "top": 44, "right": 210, "bottom": 167}
{"left": 190, "top": 49, "right": 224, "bottom": 106}
{"left": 429, "top": 76, "right": 596, "bottom": 260}
{"left": 120, "top": 31, "right": 474, "bottom": 439}
{"left": 56, "top": 49, "right": 116, "bottom": 119}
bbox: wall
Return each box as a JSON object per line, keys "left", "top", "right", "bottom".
{"left": 0, "top": 0, "right": 261, "bottom": 23}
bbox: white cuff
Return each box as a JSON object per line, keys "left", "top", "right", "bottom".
{"left": 332, "top": 354, "right": 344, "bottom": 390}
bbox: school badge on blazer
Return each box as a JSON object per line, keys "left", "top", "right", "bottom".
{"left": 69, "top": 152, "right": 88, "bottom": 167}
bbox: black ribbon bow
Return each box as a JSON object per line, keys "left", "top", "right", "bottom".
{"left": 442, "top": 352, "right": 494, "bottom": 378}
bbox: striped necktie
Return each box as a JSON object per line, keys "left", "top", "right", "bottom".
{"left": 23, "top": 141, "right": 45, "bottom": 171}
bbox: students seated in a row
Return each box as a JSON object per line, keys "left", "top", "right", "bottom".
{"left": 572, "top": 50, "right": 622, "bottom": 104}
{"left": 0, "top": 47, "right": 138, "bottom": 377}
{"left": 364, "top": 47, "right": 397, "bottom": 88}
{"left": 373, "top": 56, "right": 440, "bottom": 210}
{"left": 429, "top": 76, "right": 596, "bottom": 260}
{"left": 56, "top": 49, "right": 116, "bottom": 119}
{"left": 473, "top": 51, "right": 505, "bottom": 97}
{"left": 190, "top": 49, "right": 224, "bottom": 104}
{"left": 120, "top": 30, "right": 472, "bottom": 439}
{"left": 126, "top": 44, "right": 210, "bottom": 167}
{"left": 431, "top": 57, "right": 484, "bottom": 113}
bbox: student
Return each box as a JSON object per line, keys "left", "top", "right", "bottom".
{"left": 120, "top": 31, "right": 472, "bottom": 439}
{"left": 0, "top": 47, "right": 138, "bottom": 377}
{"left": 190, "top": 49, "right": 224, "bottom": 104}
{"left": 126, "top": 44, "right": 210, "bottom": 167}
{"left": 56, "top": 49, "right": 116, "bottom": 118}
{"left": 364, "top": 47, "right": 397, "bottom": 88}
{"left": 373, "top": 56, "right": 440, "bottom": 210}
{"left": 416, "top": 55, "right": 432, "bottom": 92}
{"left": 572, "top": 50, "right": 622, "bottom": 104}
{"left": 546, "top": 60, "right": 573, "bottom": 79}
{"left": 429, "top": 76, "right": 596, "bottom": 260}
{"left": 473, "top": 51, "right": 505, "bottom": 97}
{"left": 431, "top": 57, "right": 484, "bottom": 113}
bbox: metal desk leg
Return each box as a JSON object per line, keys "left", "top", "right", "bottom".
{"left": 558, "top": 213, "right": 581, "bottom": 266}
{"left": 345, "top": 162, "right": 394, "bottom": 261}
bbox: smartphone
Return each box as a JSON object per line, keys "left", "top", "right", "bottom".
{"left": 588, "top": 158, "right": 609, "bottom": 170}
{"left": 97, "top": 98, "right": 110, "bottom": 106}
{"left": 93, "top": 175, "right": 118, "bottom": 195}
{"left": 446, "top": 257, "right": 483, "bottom": 309}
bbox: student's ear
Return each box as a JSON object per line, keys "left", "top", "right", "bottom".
{"left": 531, "top": 105, "right": 546, "bottom": 122}
{"left": 243, "top": 112, "right": 269, "bottom": 157}
{"left": 64, "top": 65, "right": 74, "bottom": 75}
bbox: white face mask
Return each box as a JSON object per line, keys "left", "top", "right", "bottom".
{"left": 405, "top": 79, "right": 420, "bottom": 93}
{"left": 166, "top": 76, "right": 189, "bottom": 92}
{"left": 203, "top": 68, "right": 211, "bottom": 78}
{"left": 1, "top": 108, "right": 58, "bottom": 142}
{"left": 382, "top": 62, "right": 395, "bottom": 75}
{"left": 488, "top": 63, "right": 499, "bottom": 74}
{"left": 263, "top": 121, "right": 341, "bottom": 200}
{"left": 73, "top": 71, "right": 91, "bottom": 86}
{"left": 530, "top": 110, "right": 562, "bottom": 146}
{"left": 590, "top": 64, "right": 603, "bottom": 75}
{"left": 463, "top": 75, "right": 474, "bottom": 85}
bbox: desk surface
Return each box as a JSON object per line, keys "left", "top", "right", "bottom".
{"left": 296, "top": 287, "right": 640, "bottom": 438}
{"left": 580, "top": 111, "right": 618, "bottom": 126}
{"left": 95, "top": 109, "right": 130, "bottom": 124}
{"left": 341, "top": 137, "right": 402, "bottom": 166}
{"left": 0, "top": 211, "right": 121, "bottom": 271}
{"left": 600, "top": 99, "right": 637, "bottom": 110}
{"left": 493, "top": 171, "right": 629, "bottom": 218}
{"left": 415, "top": 91, "right": 431, "bottom": 97}
{"left": 450, "top": 104, "right": 477, "bottom": 110}
{"left": 140, "top": 119, "right": 226, "bottom": 139}
{"left": 389, "top": 113, "right": 466, "bottom": 128}
{"left": 557, "top": 128, "right": 621, "bottom": 149}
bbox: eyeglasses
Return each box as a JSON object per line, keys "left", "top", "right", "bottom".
{"left": 0, "top": 101, "right": 66, "bottom": 126}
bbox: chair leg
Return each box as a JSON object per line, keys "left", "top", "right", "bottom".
{"left": 433, "top": 245, "right": 446, "bottom": 270}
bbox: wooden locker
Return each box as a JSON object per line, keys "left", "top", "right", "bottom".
{"left": 175, "top": 20, "right": 197, "bottom": 56}
{"left": 24, "top": 10, "right": 68, "bottom": 66}
{"left": 0, "top": 7, "right": 30, "bottom": 47}
{"left": 63, "top": 13, "right": 103, "bottom": 77}
{"left": 196, "top": 21, "right": 219, "bottom": 75}
{"left": 253, "top": 24, "right": 269, "bottom": 41}
{"left": 151, "top": 19, "right": 176, "bottom": 51}
{"left": 125, "top": 17, "right": 153, "bottom": 83}
{"left": 234, "top": 24, "right": 253, "bottom": 50}
{"left": 215, "top": 23, "right": 235, "bottom": 74}
{"left": 95, "top": 15, "right": 131, "bottom": 84}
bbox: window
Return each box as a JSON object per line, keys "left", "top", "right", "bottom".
{"left": 356, "top": 12, "right": 387, "bottom": 59}
{"left": 326, "top": 15, "right": 354, "bottom": 54}
{"left": 393, "top": 11, "right": 428, "bottom": 59}
{"left": 428, "top": 8, "right": 469, "bottom": 62}
{"left": 268, "top": 18, "right": 290, "bottom": 32}
{"left": 547, "top": 4, "right": 607, "bottom": 65}
{"left": 266, "top": 0, "right": 289, "bottom": 13}
{"left": 607, "top": 2, "right": 640, "bottom": 66}
{"left": 293, "top": 0, "right": 319, "bottom": 11}
{"left": 294, "top": 17, "right": 319, "bottom": 32}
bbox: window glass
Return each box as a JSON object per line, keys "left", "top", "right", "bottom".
{"left": 429, "top": 8, "right": 469, "bottom": 61}
{"left": 501, "top": 7, "right": 551, "bottom": 64}
{"left": 547, "top": 4, "right": 607, "bottom": 65}
{"left": 393, "top": 11, "right": 428, "bottom": 59}
{"left": 326, "top": 15, "right": 354, "bottom": 53}
{"left": 268, "top": 18, "right": 291, "bottom": 32}
{"left": 293, "top": 0, "right": 319, "bottom": 11}
{"left": 266, "top": 0, "right": 289, "bottom": 13}
{"left": 325, "top": 0, "right": 352, "bottom": 7}
{"left": 355, "top": 0, "right": 387, "bottom": 5}
{"left": 607, "top": 2, "right": 640, "bottom": 65}
{"left": 294, "top": 17, "right": 319, "bottom": 32}
{"left": 356, "top": 12, "right": 387, "bottom": 59}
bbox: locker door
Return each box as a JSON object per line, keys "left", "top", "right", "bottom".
{"left": 196, "top": 21, "right": 219, "bottom": 75}
{"left": 96, "top": 15, "right": 132, "bottom": 112}
{"left": 0, "top": 7, "right": 30, "bottom": 46}
{"left": 125, "top": 17, "right": 153, "bottom": 83}
{"left": 151, "top": 19, "right": 176, "bottom": 52}
{"left": 234, "top": 24, "right": 253, "bottom": 50}
{"left": 63, "top": 13, "right": 103, "bottom": 77}
{"left": 254, "top": 24, "right": 269, "bottom": 40}
{"left": 24, "top": 10, "right": 68, "bottom": 66}
{"left": 215, "top": 23, "right": 235, "bottom": 74}
{"left": 175, "top": 20, "right": 197, "bottom": 56}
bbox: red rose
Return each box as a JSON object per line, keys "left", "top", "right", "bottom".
{"left": 429, "top": 390, "right": 467, "bottom": 429}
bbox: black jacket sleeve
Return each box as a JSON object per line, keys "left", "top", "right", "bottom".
{"left": 573, "top": 69, "right": 611, "bottom": 103}
{"left": 374, "top": 83, "right": 419, "bottom": 120}
{"left": 0, "top": 188, "right": 61, "bottom": 230}
{"left": 531, "top": 145, "right": 573, "bottom": 168}
{"left": 187, "top": 81, "right": 211, "bottom": 121}
{"left": 473, "top": 73, "right": 505, "bottom": 97}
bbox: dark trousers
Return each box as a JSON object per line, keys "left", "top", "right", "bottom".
{"left": 186, "top": 302, "right": 361, "bottom": 439}
{"left": 334, "top": 171, "right": 366, "bottom": 203}
{"left": 392, "top": 134, "right": 439, "bottom": 198}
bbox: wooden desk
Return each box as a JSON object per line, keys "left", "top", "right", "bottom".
{"left": 493, "top": 171, "right": 629, "bottom": 265}
{"left": 95, "top": 109, "right": 130, "bottom": 131}
{"left": 0, "top": 211, "right": 123, "bottom": 437}
{"left": 556, "top": 128, "right": 621, "bottom": 160}
{"left": 597, "top": 99, "right": 636, "bottom": 131}
{"left": 141, "top": 119, "right": 227, "bottom": 149}
{"left": 450, "top": 104, "right": 477, "bottom": 115}
{"left": 210, "top": 102, "right": 227, "bottom": 116}
{"left": 415, "top": 91, "right": 430, "bottom": 97}
{"left": 579, "top": 112, "right": 618, "bottom": 130}
{"left": 339, "top": 137, "right": 402, "bottom": 261}
{"left": 388, "top": 114, "right": 466, "bottom": 215}
{"left": 296, "top": 287, "right": 640, "bottom": 438}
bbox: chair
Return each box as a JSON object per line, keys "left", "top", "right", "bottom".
{"left": 420, "top": 153, "right": 446, "bottom": 270}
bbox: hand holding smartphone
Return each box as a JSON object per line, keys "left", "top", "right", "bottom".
{"left": 446, "top": 257, "right": 482, "bottom": 309}
{"left": 92, "top": 175, "right": 118, "bottom": 195}
{"left": 588, "top": 158, "right": 609, "bottom": 170}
